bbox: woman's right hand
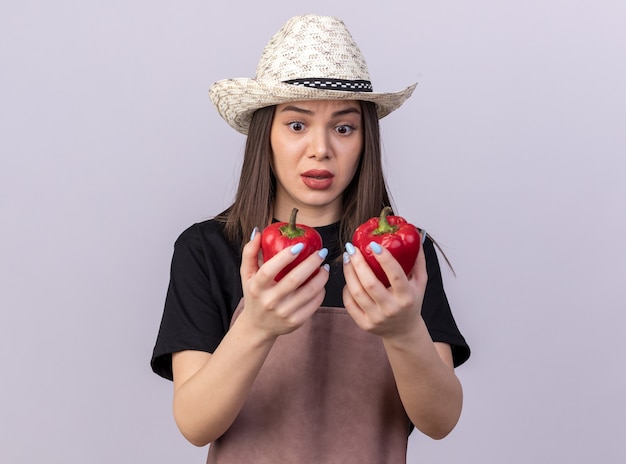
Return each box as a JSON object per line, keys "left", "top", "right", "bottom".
{"left": 238, "top": 227, "right": 329, "bottom": 339}
{"left": 172, "top": 229, "right": 328, "bottom": 446}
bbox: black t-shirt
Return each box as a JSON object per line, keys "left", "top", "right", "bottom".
{"left": 151, "top": 219, "right": 470, "bottom": 381}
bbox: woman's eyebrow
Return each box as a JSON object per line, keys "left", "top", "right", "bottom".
{"left": 279, "top": 105, "right": 313, "bottom": 115}
{"left": 278, "top": 105, "right": 361, "bottom": 117}
{"left": 332, "top": 107, "right": 361, "bottom": 117}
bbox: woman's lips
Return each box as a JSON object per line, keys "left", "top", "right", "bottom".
{"left": 301, "top": 170, "right": 334, "bottom": 190}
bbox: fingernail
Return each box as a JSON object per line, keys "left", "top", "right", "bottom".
{"left": 421, "top": 229, "right": 427, "bottom": 245}
{"left": 250, "top": 227, "right": 258, "bottom": 241}
{"left": 322, "top": 264, "right": 330, "bottom": 272}
{"left": 342, "top": 252, "right": 350, "bottom": 264}
{"left": 369, "top": 241, "right": 383, "bottom": 254}
{"left": 290, "top": 242, "right": 305, "bottom": 255}
{"left": 345, "top": 242, "right": 356, "bottom": 256}
{"left": 318, "top": 248, "right": 328, "bottom": 259}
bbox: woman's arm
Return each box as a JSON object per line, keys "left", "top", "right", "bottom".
{"left": 381, "top": 326, "right": 463, "bottom": 439}
{"left": 172, "top": 231, "right": 329, "bottom": 446}
{"left": 342, "top": 240, "right": 463, "bottom": 439}
{"left": 171, "top": 316, "right": 276, "bottom": 446}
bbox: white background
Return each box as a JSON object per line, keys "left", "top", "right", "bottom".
{"left": 1, "top": 1, "right": 625, "bottom": 462}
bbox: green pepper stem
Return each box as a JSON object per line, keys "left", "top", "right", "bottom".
{"left": 279, "top": 207, "right": 305, "bottom": 238}
{"left": 373, "top": 206, "right": 398, "bottom": 235}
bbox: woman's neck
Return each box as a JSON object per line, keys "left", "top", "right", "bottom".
{"left": 272, "top": 203, "right": 341, "bottom": 227}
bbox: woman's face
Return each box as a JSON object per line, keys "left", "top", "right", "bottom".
{"left": 270, "top": 100, "right": 363, "bottom": 226}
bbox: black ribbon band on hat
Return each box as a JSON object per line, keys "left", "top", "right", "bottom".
{"left": 283, "top": 78, "right": 373, "bottom": 92}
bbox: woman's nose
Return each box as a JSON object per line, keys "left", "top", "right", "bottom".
{"left": 308, "top": 129, "right": 330, "bottom": 159}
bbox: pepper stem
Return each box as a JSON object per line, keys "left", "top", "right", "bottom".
{"left": 373, "top": 206, "right": 398, "bottom": 235}
{"left": 279, "top": 208, "right": 305, "bottom": 238}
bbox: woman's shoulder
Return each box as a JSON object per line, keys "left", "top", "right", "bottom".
{"left": 174, "top": 217, "right": 237, "bottom": 254}
{"left": 176, "top": 217, "right": 225, "bottom": 240}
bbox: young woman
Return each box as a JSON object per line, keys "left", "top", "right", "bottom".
{"left": 151, "top": 14, "right": 470, "bottom": 463}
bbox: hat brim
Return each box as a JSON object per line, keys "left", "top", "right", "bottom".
{"left": 209, "top": 79, "right": 417, "bottom": 135}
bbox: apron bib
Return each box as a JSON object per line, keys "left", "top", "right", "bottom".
{"left": 207, "top": 301, "right": 410, "bottom": 463}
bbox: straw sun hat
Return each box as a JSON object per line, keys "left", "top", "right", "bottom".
{"left": 208, "top": 14, "right": 417, "bottom": 134}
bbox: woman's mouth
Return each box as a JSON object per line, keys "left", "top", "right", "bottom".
{"left": 301, "top": 170, "right": 334, "bottom": 190}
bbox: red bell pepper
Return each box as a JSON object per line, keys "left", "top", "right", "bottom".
{"left": 261, "top": 208, "right": 323, "bottom": 282}
{"left": 352, "top": 206, "right": 421, "bottom": 287}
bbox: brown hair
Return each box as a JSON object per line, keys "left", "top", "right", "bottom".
{"left": 216, "top": 101, "right": 394, "bottom": 249}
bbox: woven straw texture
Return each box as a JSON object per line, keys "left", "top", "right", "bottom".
{"left": 209, "top": 14, "right": 416, "bottom": 134}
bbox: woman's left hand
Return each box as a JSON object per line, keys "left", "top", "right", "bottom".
{"left": 344, "top": 233, "right": 463, "bottom": 440}
{"left": 342, "top": 235, "right": 428, "bottom": 339}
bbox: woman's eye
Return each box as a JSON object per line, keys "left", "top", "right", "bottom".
{"left": 288, "top": 121, "right": 305, "bottom": 132}
{"left": 336, "top": 125, "right": 354, "bottom": 135}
